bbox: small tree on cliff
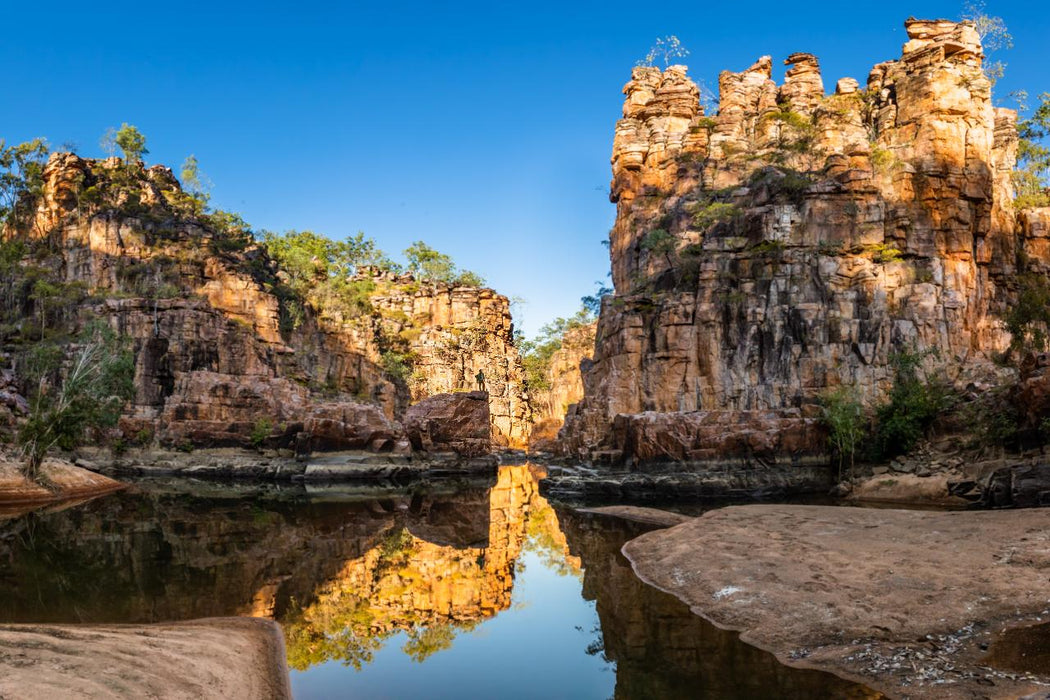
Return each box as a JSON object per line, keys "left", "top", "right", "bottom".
{"left": 17, "top": 323, "right": 135, "bottom": 480}
{"left": 403, "top": 241, "right": 485, "bottom": 287}
{"left": 961, "top": 1, "right": 1012, "bottom": 85}
{"left": 637, "top": 36, "right": 689, "bottom": 68}
{"left": 101, "top": 124, "right": 148, "bottom": 167}
{"left": 0, "top": 138, "right": 49, "bottom": 228}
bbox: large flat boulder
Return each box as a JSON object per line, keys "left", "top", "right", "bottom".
{"left": 404, "top": 391, "right": 491, "bottom": 457}
{"left": 0, "top": 457, "right": 124, "bottom": 514}
{"left": 0, "top": 618, "right": 290, "bottom": 699}
{"left": 624, "top": 504, "right": 1050, "bottom": 698}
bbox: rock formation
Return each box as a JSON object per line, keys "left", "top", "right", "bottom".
{"left": 0, "top": 154, "right": 531, "bottom": 460}
{"left": 528, "top": 320, "right": 596, "bottom": 450}
{"left": 560, "top": 18, "right": 1050, "bottom": 469}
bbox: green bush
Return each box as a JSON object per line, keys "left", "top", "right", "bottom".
{"left": 17, "top": 323, "right": 135, "bottom": 479}
{"left": 250, "top": 418, "right": 272, "bottom": 448}
{"left": 871, "top": 350, "right": 953, "bottom": 459}
{"left": 1004, "top": 272, "right": 1050, "bottom": 355}
{"left": 691, "top": 202, "right": 739, "bottom": 230}
{"left": 821, "top": 386, "right": 866, "bottom": 480}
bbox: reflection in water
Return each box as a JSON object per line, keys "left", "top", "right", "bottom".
{"left": 0, "top": 465, "right": 882, "bottom": 697}
{"left": 556, "top": 509, "right": 884, "bottom": 699}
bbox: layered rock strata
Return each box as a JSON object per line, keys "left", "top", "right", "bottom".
{"left": 2, "top": 155, "right": 531, "bottom": 462}
{"left": 561, "top": 19, "right": 1045, "bottom": 471}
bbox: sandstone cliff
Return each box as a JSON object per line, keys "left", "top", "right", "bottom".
{"left": 0, "top": 154, "right": 531, "bottom": 455}
{"left": 527, "top": 320, "right": 597, "bottom": 450}
{"left": 561, "top": 19, "right": 1050, "bottom": 467}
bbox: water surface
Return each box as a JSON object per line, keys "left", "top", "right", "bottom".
{"left": 0, "top": 465, "right": 878, "bottom": 698}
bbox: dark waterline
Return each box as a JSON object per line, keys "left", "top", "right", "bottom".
{"left": 0, "top": 466, "right": 879, "bottom": 698}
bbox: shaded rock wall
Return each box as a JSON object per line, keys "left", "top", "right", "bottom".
{"left": 561, "top": 18, "right": 1044, "bottom": 466}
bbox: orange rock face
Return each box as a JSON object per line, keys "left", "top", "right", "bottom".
{"left": 5, "top": 155, "right": 532, "bottom": 455}
{"left": 561, "top": 18, "right": 1048, "bottom": 466}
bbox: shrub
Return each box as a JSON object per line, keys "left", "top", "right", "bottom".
{"left": 1004, "top": 272, "right": 1050, "bottom": 354}
{"left": 250, "top": 418, "right": 272, "bottom": 448}
{"left": 691, "top": 202, "right": 740, "bottom": 230}
{"left": 871, "top": 350, "right": 953, "bottom": 459}
{"left": 17, "top": 323, "right": 135, "bottom": 479}
{"left": 821, "top": 386, "right": 866, "bottom": 480}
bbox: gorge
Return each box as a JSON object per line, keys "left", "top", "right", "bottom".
{"left": 1, "top": 10, "right": 1049, "bottom": 700}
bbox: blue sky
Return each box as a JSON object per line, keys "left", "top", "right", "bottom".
{"left": 3, "top": 1, "right": 1047, "bottom": 336}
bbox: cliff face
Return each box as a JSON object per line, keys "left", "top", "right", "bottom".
{"left": 528, "top": 321, "right": 597, "bottom": 449}
{"left": 561, "top": 19, "right": 1047, "bottom": 465}
{"left": 3, "top": 154, "right": 530, "bottom": 451}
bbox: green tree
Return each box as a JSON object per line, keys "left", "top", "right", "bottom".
{"left": 402, "top": 241, "right": 484, "bottom": 286}
{"left": 18, "top": 323, "right": 135, "bottom": 479}
{"left": 1004, "top": 272, "right": 1050, "bottom": 354}
{"left": 872, "top": 350, "right": 953, "bottom": 459}
{"left": 103, "top": 123, "right": 148, "bottom": 166}
{"left": 403, "top": 241, "right": 456, "bottom": 283}
{"left": 179, "top": 154, "right": 211, "bottom": 207}
{"left": 962, "top": 1, "right": 1012, "bottom": 85}
{"left": 0, "top": 138, "right": 50, "bottom": 227}
{"left": 1014, "top": 92, "right": 1050, "bottom": 209}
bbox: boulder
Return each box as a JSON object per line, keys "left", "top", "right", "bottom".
{"left": 404, "top": 392, "right": 491, "bottom": 457}
{"left": 301, "top": 402, "right": 399, "bottom": 452}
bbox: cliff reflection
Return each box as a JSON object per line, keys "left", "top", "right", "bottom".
{"left": 281, "top": 465, "right": 575, "bottom": 670}
{"left": 0, "top": 466, "right": 881, "bottom": 694}
{"left": 556, "top": 509, "right": 883, "bottom": 699}
{"left": 0, "top": 466, "right": 577, "bottom": 672}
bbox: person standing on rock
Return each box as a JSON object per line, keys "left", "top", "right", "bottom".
{"left": 475, "top": 369, "right": 485, "bottom": 392}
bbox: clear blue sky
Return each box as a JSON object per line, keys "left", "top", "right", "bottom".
{"left": 3, "top": 1, "right": 1047, "bottom": 336}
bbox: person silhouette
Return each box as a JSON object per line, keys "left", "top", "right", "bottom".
{"left": 475, "top": 369, "right": 485, "bottom": 392}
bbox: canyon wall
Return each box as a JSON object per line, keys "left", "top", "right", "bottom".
{"left": 561, "top": 19, "right": 1049, "bottom": 466}
{"left": 2, "top": 155, "right": 531, "bottom": 451}
{"left": 528, "top": 321, "right": 597, "bottom": 450}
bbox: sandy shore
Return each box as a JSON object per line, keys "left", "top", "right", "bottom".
{"left": 623, "top": 504, "right": 1050, "bottom": 698}
{"left": 0, "top": 617, "right": 291, "bottom": 699}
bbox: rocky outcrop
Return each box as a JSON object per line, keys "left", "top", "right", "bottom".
{"left": 404, "top": 391, "right": 491, "bottom": 457}
{"left": 624, "top": 505, "right": 1050, "bottom": 697}
{"left": 1, "top": 154, "right": 531, "bottom": 463}
{"left": 0, "top": 619, "right": 292, "bottom": 700}
{"left": 561, "top": 18, "right": 1041, "bottom": 470}
{"left": 0, "top": 457, "right": 124, "bottom": 511}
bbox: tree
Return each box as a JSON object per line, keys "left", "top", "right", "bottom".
{"left": 403, "top": 241, "right": 456, "bottom": 283}
{"left": 1014, "top": 92, "right": 1050, "bottom": 209}
{"left": 581, "top": 279, "right": 613, "bottom": 316}
{"left": 961, "top": 1, "right": 1013, "bottom": 85}
{"left": 402, "top": 241, "right": 484, "bottom": 286}
{"left": 180, "top": 155, "right": 211, "bottom": 199}
{"left": 18, "top": 323, "right": 135, "bottom": 479}
{"left": 638, "top": 36, "right": 689, "bottom": 68}
{"left": 103, "top": 123, "right": 148, "bottom": 165}
{"left": 0, "top": 138, "right": 49, "bottom": 227}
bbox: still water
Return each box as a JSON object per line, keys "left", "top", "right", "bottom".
{"left": 0, "top": 465, "right": 877, "bottom": 698}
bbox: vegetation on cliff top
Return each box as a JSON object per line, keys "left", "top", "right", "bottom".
{"left": 0, "top": 128, "right": 494, "bottom": 473}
